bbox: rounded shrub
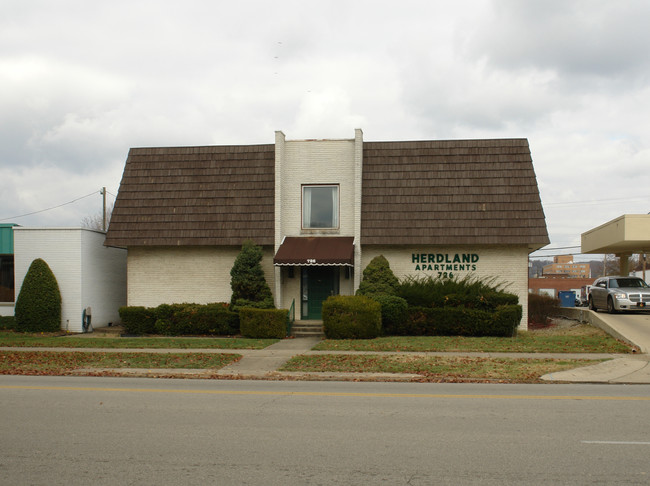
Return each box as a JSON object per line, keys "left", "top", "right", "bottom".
{"left": 322, "top": 295, "right": 381, "bottom": 339}
{"left": 14, "top": 258, "right": 62, "bottom": 332}
{"left": 357, "top": 255, "right": 399, "bottom": 296}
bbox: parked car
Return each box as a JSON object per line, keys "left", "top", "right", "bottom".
{"left": 588, "top": 276, "right": 650, "bottom": 313}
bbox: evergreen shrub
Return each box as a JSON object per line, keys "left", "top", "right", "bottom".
{"left": 239, "top": 308, "right": 287, "bottom": 339}
{"left": 122, "top": 303, "right": 240, "bottom": 336}
{"left": 14, "top": 258, "right": 62, "bottom": 332}
{"left": 230, "top": 240, "right": 274, "bottom": 310}
{"left": 371, "top": 294, "right": 408, "bottom": 336}
{"left": 322, "top": 295, "right": 382, "bottom": 339}
{"left": 406, "top": 304, "right": 522, "bottom": 337}
{"left": 397, "top": 275, "right": 517, "bottom": 310}
{"left": 0, "top": 316, "right": 15, "bottom": 330}
{"left": 119, "top": 306, "right": 156, "bottom": 335}
{"left": 356, "top": 255, "right": 399, "bottom": 296}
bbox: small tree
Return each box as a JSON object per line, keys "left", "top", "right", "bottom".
{"left": 14, "top": 258, "right": 62, "bottom": 332}
{"left": 356, "top": 255, "right": 399, "bottom": 296}
{"left": 81, "top": 203, "right": 113, "bottom": 231}
{"left": 230, "top": 240, "right": 274, "bottom": 310}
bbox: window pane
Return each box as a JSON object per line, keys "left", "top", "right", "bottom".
{"left": 303, "top": 186, "right": 338, "bottom": 228}
{"left": 0, "top": 255, "right": 14, "bottom": 302}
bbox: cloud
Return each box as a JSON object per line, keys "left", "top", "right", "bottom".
{"left": 1, "top": 0, "right": 650, "bottom": 249}
{"left": 468, "top": 0, "right": 650, "bottom": 82}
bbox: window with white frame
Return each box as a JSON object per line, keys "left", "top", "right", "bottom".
{"left": 302, "top": 185, "right": 339, "bottom": 229}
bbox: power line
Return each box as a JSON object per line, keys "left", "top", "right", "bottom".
{"left": 0, "top": 191, "right": 100, "bottom": 222}
{"left": 533, "top": 246, "right": 582, "bottom": 252}
{"left": 544, "top": 195, "right": 650, "bottom": 208}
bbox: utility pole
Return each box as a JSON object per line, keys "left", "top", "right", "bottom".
{"left": 101, "top": 187, "right": 107, "bottom": 232}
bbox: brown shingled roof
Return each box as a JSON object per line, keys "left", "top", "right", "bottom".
{"left": 360, "top": 139, "right": 549, "bottom": 248}
{"left": 104, "top": 144, "right": 275, "bottom": 247}
{"left": 106, "top": 137, "right": 548, "bottom": 250}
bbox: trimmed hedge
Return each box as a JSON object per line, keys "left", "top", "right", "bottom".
{"left": 119, "top": 306, "right": 157, "bottom": 335}
{"left": 370, "top": 294, "right": 408, "bottom": 336}
{"left": 14, "top": 258, "right": 62, "bottom": 332}
{"left": 0, "top": 315, "right": 15, "bottom": 330}
{"left": 120, "top": 303, "right": 239, "bottom": 336}
{"left": 239, "top": 308, "right": 287, "bottom": 339}
{"left": 405, "top": 304, "right": 522, "bottom": 337}
{"left": 322, "top": 295, "right": 382, "bottom": 339}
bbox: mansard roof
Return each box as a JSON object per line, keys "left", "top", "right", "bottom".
{"left": 360, "top": 138, "right": 549, "bottom": 249}
{"left": 105, "top": 137, "right": 549, "bottom": 250}
{"left": 104, "top": 144, "right": 275, "bottom": 247}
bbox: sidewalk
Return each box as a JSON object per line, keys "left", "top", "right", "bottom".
{"left": 540, "top": 308, "right": 650, "bottom": 383}
{"left": 4, "top": 337, "right": 649, "bottom": 383}
{"left": 4, "top": 310, "right": 650, "bottom": 383}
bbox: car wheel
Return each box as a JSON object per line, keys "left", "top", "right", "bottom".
{"left": 607, "top": 297, "right": 617, "bottom": 314}
{"left": 589, "top": 296, "right": 596, "bottom": 311}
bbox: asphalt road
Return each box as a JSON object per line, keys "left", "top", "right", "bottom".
{"left": 1, "top": 376, "right": 650, "bottom": 485}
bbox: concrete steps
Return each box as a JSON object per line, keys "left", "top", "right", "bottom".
{"left": 290, "top": 320, "right": 324, "bottom": 338}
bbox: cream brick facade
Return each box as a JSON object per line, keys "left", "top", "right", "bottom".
{"left": 362, "top": 246, "right": 530, "bottom": 330}
{"left": 127, "top": 246, "right": 275, "bottom": 307}
{"left": 274, "top": 130, "right": 362, "bottom": 314}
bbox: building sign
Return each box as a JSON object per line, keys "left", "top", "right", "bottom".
{"left": 412, "top": 253, "right": 479, "bottom": 278}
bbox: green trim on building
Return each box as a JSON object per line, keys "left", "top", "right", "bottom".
{"left": 0, "top": 224, "right": 18, "bottom": 255}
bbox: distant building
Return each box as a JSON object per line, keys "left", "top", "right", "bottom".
{"left": 542, "top": 255, "right": 590, "bottom": 278}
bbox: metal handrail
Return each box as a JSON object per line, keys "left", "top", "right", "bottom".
{"left": 286, "top": 298, "right": 295, "bottom": 336}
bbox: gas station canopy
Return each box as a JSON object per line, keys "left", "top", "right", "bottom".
{"left": 581, "top": 214, "right": 650, "bottom": 255}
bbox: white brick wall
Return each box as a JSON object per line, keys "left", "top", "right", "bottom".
{"left": 362, "top": 245, "right": 530, "bottom": 329}
{"left": 81, "top": 230, "right": 127, "bottom": 329}
{"left": 128, "top": 246, "right": 275, "bottom": 308}
{"left": 278, "top": 137, "right": 357, "bottom": 237}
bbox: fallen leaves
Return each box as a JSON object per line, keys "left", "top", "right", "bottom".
{"left": 0, "top": 351, "right": 241, "bottom": 376}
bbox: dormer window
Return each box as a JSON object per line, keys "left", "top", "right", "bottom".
{"left": 302, "top": 185, "right": 339, "bottom": 229}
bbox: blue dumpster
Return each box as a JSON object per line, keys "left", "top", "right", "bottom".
{"left": 558, "top": 291, "right": 576, "bottom": 307}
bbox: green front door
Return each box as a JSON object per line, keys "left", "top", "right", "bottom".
{"left": 301, "top": 267, "right": 339, "bottom": 320}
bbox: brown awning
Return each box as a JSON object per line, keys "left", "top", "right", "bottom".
{"left": 274, "top": 237, "right": 354, "bottom": 266}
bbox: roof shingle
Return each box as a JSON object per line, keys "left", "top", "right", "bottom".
{"left": 104, "top": 144, "right": 275, "bottom": 247}
{"left": 105, "top": 137, "right": 549, "bottom": 250}
{"left": 360, "top": 139, "right": 549, "bottom": 248}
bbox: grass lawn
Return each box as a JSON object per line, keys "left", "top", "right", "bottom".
{"left": 0, "top": 350, "right": 241, "bottom": 375}
{"left": 313, "top": 324, "right": 633, "bottom": 354}
{"left": 0, "top": 331, "right": 278, "bottom": 350}
{"left": 280, "top": 354, "right": 602, "bottom": 383}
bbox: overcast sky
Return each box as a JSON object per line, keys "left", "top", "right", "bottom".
{"left": 2, "top": 0, "right": 649, "bottom": 259}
